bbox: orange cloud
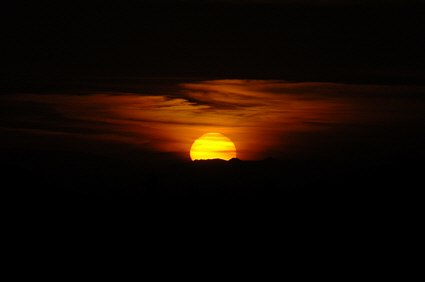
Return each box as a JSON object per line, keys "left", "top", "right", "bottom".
{"left": 2, "top": 80, "right": 423, "bottom": 160}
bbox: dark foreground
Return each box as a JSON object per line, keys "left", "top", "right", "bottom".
{"left": 2, "top": 149, "right": 422, "bottom": 222}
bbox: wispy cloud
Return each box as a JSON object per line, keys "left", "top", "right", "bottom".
{"left": 1, "top": 80, "right": 424, "bottom": 160}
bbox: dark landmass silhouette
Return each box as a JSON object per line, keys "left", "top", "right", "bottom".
{"left": 1, "top": 147, "right": 422, "bottom": 223}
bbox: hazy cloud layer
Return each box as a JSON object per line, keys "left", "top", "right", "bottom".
{"left": 1, "top": 80, "right": 424, "bottom": 160}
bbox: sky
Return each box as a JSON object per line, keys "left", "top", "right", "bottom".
{"left": 1, "top": 1, "right": 424, "bottom": 163}
{"left": 2, "top": 0, "right": 424, "bottom": 85}
{"left": 2, "top": 80, "right": 424, "bottom": 161}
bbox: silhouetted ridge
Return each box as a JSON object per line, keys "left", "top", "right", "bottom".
{"left": 193, "top": 158, "right": 227, "bottom": 163}
{"left": 264, "top": 157, "right": 279, "bottom": 163}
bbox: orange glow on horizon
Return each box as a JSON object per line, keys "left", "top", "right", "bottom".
{"left": 190, "top": 132, "right": 237, "bottom": 161}
{"left": 2, "top": 79, "right": 406, "bottom": 160}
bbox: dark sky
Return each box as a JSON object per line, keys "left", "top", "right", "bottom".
{"left": 1, "top": 0, "right": 425, "bottom": 163}
{"left": 2, "top": 0, "right": 424, "bottom": 86}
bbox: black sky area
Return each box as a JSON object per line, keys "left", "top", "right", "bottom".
{"left": 2, "top": 0, "right": 425, "bottom": 88}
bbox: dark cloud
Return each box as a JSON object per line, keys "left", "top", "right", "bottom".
{"left": 2, "top": 0, "right": 424, "bottom": 85}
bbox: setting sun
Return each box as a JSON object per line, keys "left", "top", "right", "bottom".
{"left": 190, "top": 132, "right": 237, "bottom": 161}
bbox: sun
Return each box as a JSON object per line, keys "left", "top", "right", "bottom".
{"left": 190, "top": 132, "right": 237, "bottom": 161}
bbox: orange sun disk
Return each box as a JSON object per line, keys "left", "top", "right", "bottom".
{"left": 190, "top": 132, "right": 237, "bottom": 161}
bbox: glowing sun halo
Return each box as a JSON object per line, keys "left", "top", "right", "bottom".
{"left": 190, "top": 132, "right": 237, "bottom": 161}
